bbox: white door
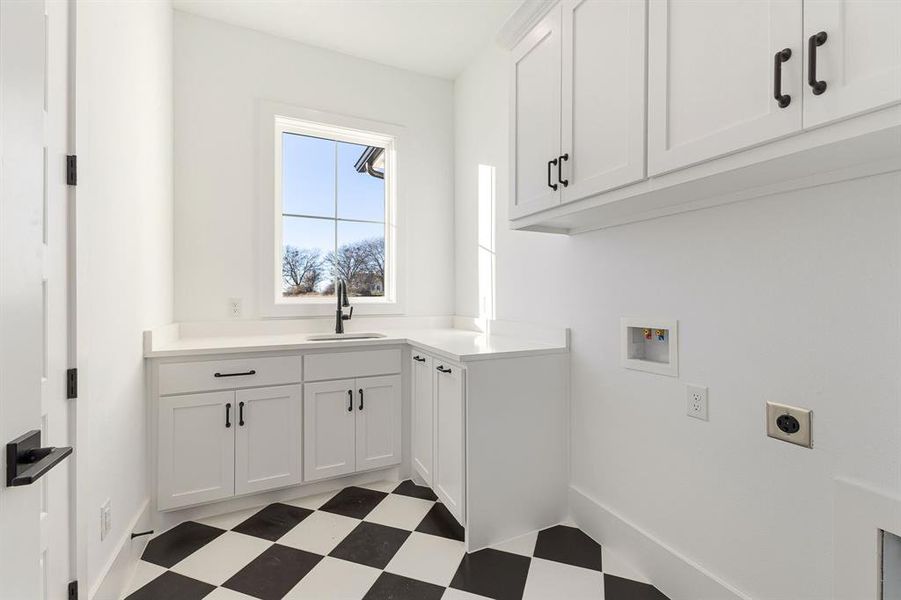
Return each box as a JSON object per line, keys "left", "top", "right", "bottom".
{"left": 355, "top": 375, "right": 402, "bottom": 472}
{"left": 303, "top": 379, "right": 356, "bottom": 482}
{"left": 158, "top": 391, "right": 235, "bottom": 510}
{"left": 1, "top": 0, "right": 75, "bottom": 597}
{"left": 560, "top": 0, "right": 646, "bottom": 203}
{"left": 648, "top": 0, "right": 802, "bottom": 175}
{"left": 803, "top": 0, "right": 901, "bottom": 128}
{"left": 510, "top": 4, "right": 562, "bottom": 219}
{"left": 411, "top": 354, "right": 434, "bottom": 485}
{"left": 235, "top": 385, "right": 302, "bottom": 495}
{"left": 434, "top": 363, "right": 465, "bottom": 525}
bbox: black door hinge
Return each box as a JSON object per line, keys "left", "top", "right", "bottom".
{"left": 68, "top": 580, "right": 78, "bottom": 600}
{"left": 66, "top": 155, "right": 77, "bottom": 186}
{"left": 66, "top": 368, "right": 78, "bottom": 399}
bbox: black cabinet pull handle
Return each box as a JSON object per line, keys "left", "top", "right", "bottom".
{"left": 214, "top": 369, "right": 256, "bottom": 378}
{"left": 808, "top": 31, "right": 827, "bottom": 95}
{"left": 557, "top": 154, "right": 569, "bottom": 187}
{"left": 413, "top": 355, "right": 426, "bottom": 362}
{"left": 436, "top": 365, "right": 452, "bottom": 374}
{"left": 347, "top": 390, "right": 353, "bottom": 412}
{"left": 547, "top": 158, "right": 558, "bottom": 191}
{"left": 225, "top": 403, "right": 232, "bottom": 428}
{"left": 359, "top": 388, "right": 364, "bottom": 411}
{"left": 773, "top": 48, "right": 792, "bottom": 108}
{"left": 238, "top": 401, "right": 245, "bottom": 426}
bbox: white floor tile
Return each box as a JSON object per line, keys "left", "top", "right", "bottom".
{"left": 385, "top": 531, "right": 465, "bottom": 587}
{"left": 358, "top": 479, "right": 400, "bottom": 493}
{"left": 600, "top": 547, "right": 650, "bottom": 584}
{"left": 197, "top": 506, "right": 263, "bottom": 531}
{"left": 491, "top": 531, "right": 538, "bottom": 557}
{"left": 363, "top": 493, "right": 434, "bottom": 530}
{"left": 120, "top": 561, "right": 166, "bottom": 598}
{"left": 204, "top": 587, "right": 259, "bottom": 600}
{"left": 521, "top": 557, "right": 604, "bottom": 600}
{"left": 441, "top": 588, "right": 493, "bottom": 600}
{"left": 284, "top": 556, "right": 381, "bottom": 600}
{"left": 278, "top": 510, "right": 361, "bottom": 555}
{"left": 169, "top": 531, "right": 272, "bottom": 585}
{"left": 286, "top": 489, "right": 340, "bottom": 510}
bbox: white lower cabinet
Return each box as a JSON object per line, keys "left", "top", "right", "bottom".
{"left": 411, "top": 352, "right": 466, "bottom": 525}
{"left": 235, "top": 385, "right": 303, "bottom": 495}
{"left": 303, "top": 374, "right": 401, "bottom": 483}
{"left": 158, "top": 390, "right": 237, "bottom": 511}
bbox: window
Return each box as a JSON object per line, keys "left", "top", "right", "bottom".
{"left": 271, "top": 114, "right": 397, "bottom": 311}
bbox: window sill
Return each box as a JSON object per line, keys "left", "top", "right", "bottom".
{"left": 261, "top": 298, "right": 404, "bottom": 319}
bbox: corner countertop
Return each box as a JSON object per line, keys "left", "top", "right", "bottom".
{"left": 144, "top": 320, "right": 569, "bottom": 363}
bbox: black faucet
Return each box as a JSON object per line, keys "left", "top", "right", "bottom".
{"left": 335, "top": 280, "right": 353, "bottom": 334}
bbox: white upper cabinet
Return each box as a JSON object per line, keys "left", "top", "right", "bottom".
{"left": 411, "top": 354, "right": 435, "bottom": 486}
{"left": 355, "top": 375, "right": 402, "bottom": 472}
{"left": 304, "top": 379, "right": 357, "bottom": 482}
{"left": 647, "top": 0, "right": 803, "bottom": 175}
{"left": 560, "top": 0, "right": 647, "bottom": 203}
{"left": 510, "top": 5, "right": 563, "bottom": 219}
{"left": 802, "top": 0, "right": 901, "bottom": 127}
{"left": 235, "top": 385, "right": 302, "bottom": 495}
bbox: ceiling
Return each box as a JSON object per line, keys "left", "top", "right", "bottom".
{"left": 173, "top": 0, "right": 522, "bottom": 80}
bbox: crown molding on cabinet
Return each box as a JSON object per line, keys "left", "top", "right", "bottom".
{"left": 496, "top": 0, "right": 557, "bottom": 50}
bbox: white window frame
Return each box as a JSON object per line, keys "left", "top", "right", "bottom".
{"left": 257, "top": 101, "right": 403, "bottom": 317}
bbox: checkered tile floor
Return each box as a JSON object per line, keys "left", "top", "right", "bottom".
{"left": 123, "top": 480, "right": 670, "bottom": 600}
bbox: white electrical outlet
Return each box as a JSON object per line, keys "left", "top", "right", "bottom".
{"left": 686, "top": 384, "right": 708, "bottom": 421}
{"left": 228, "top": 297, "right": 242, "bottom": 319}
{"left": 100, "top": 499, "right": 111, "bottom": 540}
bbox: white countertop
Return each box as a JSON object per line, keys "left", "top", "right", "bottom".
{"left": 144, "top": 323, "right": 569, "bottom": 363}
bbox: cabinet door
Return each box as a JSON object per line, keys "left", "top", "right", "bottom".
{"left": 434, "top": 363, "right": 465, "bottom": 525}
{"left": 510, "top": 5, "right": 562, "bottom": 219}
{"left": 355, "top": 374, "right": 402, "bottom": 472}
{"left": 235, "top": 385, "right": 302, "bottom": 495}
{"left": 411, "top": 354, "right": 434, "bottom": 485}
{"left": 303, "top": 379, "right": 356, "bottom": 482}
{"left": 648, "top": 0, "right": 802, "bottom": 175}
{"left": 158, "top": 391, "right": 235, "bottom": 510}
{"left": 560, "top": 0, "right": 646, "bottom": 203}
{"left": 803, "top": 0, "right": 901, "bottom": 128}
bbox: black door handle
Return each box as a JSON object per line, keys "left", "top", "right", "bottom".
{"left": 214, "top": 370, "right": 256, "bottom": 378}
{"left": 557, "top": 154, "right": 569, "bottom": 187}
{"left": 413, "top": 355, "right": 426, "bottom": 362}
{"left": 808, "top": 31, "right": 827, "bottom": 95}
{"left": 773, "top": 48, "right": 792, "bottom": 108}
{"left": 6, "top": 430, "right": 73, "bottom": 487}
{"left": 347, "top": 390, "right": 353, "bottom": 412}
{"left": 436, "top": 366, "right": 452, "bottom": 374}
{"left": 547, "top": 158, "right": 558, "bottom": 191}
{"left": 238, "top": 401, "right": 245, "bottom": 426}
{"left": 225, "top": 403, "right": 232, "bottom": 428}
{"left": 359, "top": 388, "right": 364, "bottom": 411}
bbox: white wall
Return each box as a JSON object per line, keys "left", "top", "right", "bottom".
{"left": 173, "top": 12, "right": 455, "bottom": 322}
{"left": 75, "top": 1, "right": 173, "bottom": 595}
{"left": 455, "top": 45, "right": 901, "bottom": 600}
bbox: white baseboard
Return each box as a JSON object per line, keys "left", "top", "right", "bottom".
{"left": 569, "top": 486, "right": 752, "bottom": 600}
{"left": 90, "top": 498, "right": 152, "bottom": 600}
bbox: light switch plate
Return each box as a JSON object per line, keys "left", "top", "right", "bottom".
{"left": 766, "top": 401, "right": 812, "bottom": 448}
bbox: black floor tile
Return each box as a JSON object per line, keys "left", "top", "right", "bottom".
{"left": 604, "top": 574, "right": 671, "bottom": 600}
{"left": 319, "top": 486, "right": 389, "bottom": 519}
{"left": 392, "top": 479, "right": 438, "bottom": 501}
{"left": 415, "top": 502, "right": 464, "bottom": 541}
{"left": 142, "top": 522, "right": 225, "bottom": 568}
{"left": 223, "top": 544, "right": 322, "bottom": 600}
{"left": 362, "top": 572, "right": 446, "bottom": 600}
{"left": 232, "top": 502, "right": 313, "bottom": 542}
{"left": 533, "top": 525, "right": 602, "bottom": 571}
{"left": 125, "top": 571, "right": 215, "bottom": 600}
{"left": 449, "top": 548, "right": 531, "bottom": 600}
{"left": 329, "top": 521, "right": 412, "bottom": 569}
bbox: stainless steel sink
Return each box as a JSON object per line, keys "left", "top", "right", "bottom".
{"left": 306, "top": 332, "right": 388, "bottom": 341}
